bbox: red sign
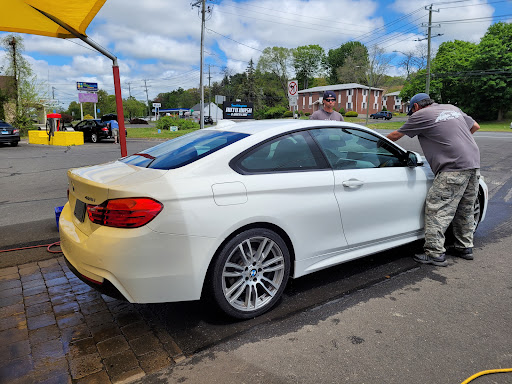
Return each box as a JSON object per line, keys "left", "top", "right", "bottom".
{"left": 288, "top": 80, "right": 298, "bottom": 96}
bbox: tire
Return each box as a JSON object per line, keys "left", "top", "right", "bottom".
{"left": 90, "top": 133, "right": 99, "bottom": 143}
{"left": 473, "top": 190, "right": 483, "bottom": 231}
{"left": 10, "top": 141, "right": 18, "bottom": 147}
{"left": 208, "top": 228, "right": 290, "bottom": 319}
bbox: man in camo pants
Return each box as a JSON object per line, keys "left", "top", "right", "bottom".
{"left": 386, "top": 93, "right": 481, "bottom": 266}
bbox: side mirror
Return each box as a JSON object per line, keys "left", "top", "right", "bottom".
{"left": 406, "top": 151, "right": 423, "bottom": 167}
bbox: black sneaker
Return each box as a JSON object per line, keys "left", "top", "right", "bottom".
{"left": 413, "top": 253, "right": 448, "bottom": 267}
{"left": 448, "top": 247, "right": 473, "bottom": 260}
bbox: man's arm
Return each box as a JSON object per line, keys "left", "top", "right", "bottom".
{"left": 386, "top": 130, "right": 405, "bottom": 142}
{"left": 470, "top": 121, "right": 480, "bottom": 134}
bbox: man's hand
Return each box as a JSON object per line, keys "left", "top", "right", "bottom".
{"left": 386, "top": 130, "right": 405, "bottom": 142}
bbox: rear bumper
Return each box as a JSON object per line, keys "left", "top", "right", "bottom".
{"left": 0, "top": 135, "right": 20, "bottom": 143}
{"left": 59, "top": 202, "right": 217, "bottom": 303}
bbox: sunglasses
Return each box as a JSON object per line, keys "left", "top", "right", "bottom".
{"left": 324, "top": 98, "right": 335, "bottom": 102}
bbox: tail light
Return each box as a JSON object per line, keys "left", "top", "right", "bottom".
{"left": 13, "top": 129, "right": 20, "bottom": 134}
{"left": 87, "top": 198, "right": 163, "bottom": 228}
{"left": 102, "top": 127, "right": 109, "bottom": 131}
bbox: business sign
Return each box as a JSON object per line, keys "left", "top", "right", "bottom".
{"left": 76, "top": 82, "right": 98, "bottom": 92}
{"left": 152, "top": 103, "right": 161, "bottom": 108}
{"left": 223, "top": 102, "right": 253, "bottom": 119}
{"left": 78, "top": 92, "right": 98, "bottom": 103}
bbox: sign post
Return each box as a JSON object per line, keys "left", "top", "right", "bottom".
{"left": 288, "top": 80, "right": 298, "bottom": 118}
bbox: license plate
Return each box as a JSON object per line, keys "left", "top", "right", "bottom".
{"left": 1, "top": 131, "right": 8, "bottom": 134}
{"left": 74, "top": 199, "right": 87, "bottom": 222}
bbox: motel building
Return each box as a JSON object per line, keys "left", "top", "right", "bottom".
{"left": 297, "top": 83, "right": 385, "bottom": 116}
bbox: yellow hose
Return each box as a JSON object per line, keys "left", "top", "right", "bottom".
{"left": 461, "top": 368, "right": 512, "bottom": 384}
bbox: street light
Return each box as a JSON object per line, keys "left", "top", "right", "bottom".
{"left": 356, "top": 65, "right": 373, "bottom": 126}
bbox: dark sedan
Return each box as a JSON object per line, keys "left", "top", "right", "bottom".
{"left": 0, "top": 120, "right": 20, "bottom": 147}
{"left": 73, "top": 119, "right": 110, "bottom": 143}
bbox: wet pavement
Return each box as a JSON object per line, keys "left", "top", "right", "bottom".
{"left": 0, "top": 257, "right": 185, "bottom": 384}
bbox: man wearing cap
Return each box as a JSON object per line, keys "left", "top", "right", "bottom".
{"left": 310, "top": 91, "right": 344, "bottom": 121}
{"left": 386, "top": 93, "right": 480, "bottom": 267}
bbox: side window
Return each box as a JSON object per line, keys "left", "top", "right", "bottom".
{"left": 238, "top": 132, "right": 322, "bottom": 173}
{"left": 310, "top": 128, "right": 405, "bottom": 170}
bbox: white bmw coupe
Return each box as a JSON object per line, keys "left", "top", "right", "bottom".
{"left": 60, "top": 120, "right": 488, "bottom": 319}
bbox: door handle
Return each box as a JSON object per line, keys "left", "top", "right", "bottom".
{"left": 342, "top": 179, "right": 364, "bottom": 188}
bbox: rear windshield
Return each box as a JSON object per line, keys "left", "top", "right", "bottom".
{"left": 120, "top": 130, "right": 249, "bottom": 170}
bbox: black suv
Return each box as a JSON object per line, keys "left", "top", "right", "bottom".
{"left": 370, "top": 111, "right": 393, "bottom": 120}
{"left": 0, "top": 120, "right": 20, "bottom": 147}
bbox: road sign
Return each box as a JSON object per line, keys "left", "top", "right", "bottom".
{"left": 77, "top": 82, "right": 98, "bottom": 92}
{"left": 288, "top": 80, "right": 298, "bottom": 97}
{"left": 152, "top": 103, "right": 161, "bottom": 108}
{"left": 289, "top": 96, "right": 298, "bottom": 107}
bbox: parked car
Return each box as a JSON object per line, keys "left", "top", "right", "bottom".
{"left": 73, "top": 119, "right": 127, "bottom": 143}
{"left": 204, "top": 116, "right": 214, "bottom": 125}
{"left": 60, "top": 120, "right": 488, "bottom": 319}
{"left": 370, "top": 111, "right": 393, "bottom": 120}
{"left": 0, "top": 120, "right": 20, "bottom": 147}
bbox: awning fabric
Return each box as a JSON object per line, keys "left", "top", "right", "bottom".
{"left": 0, "top": 0, "right": 106, "bottom": 38}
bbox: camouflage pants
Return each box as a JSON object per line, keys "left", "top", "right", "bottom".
{"left": 424, "top": 169, "right": 480, "bottom": 257}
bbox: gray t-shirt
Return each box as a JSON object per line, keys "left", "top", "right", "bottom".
{"left": 398, "top": 103, "right": 480, "bottom": 174}
{"left": 309, "top": 109, "right": 344, "bottom": 121}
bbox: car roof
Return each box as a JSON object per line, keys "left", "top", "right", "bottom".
{"left": 203, "top": 119, "right": 378, "bottom": 137}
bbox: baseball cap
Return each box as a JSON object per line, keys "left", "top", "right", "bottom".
{"left": 323, "top": 90, "right": 336, "bottom": 99}
{"left": 407, "top": 93, "right": 430, "bottom": 115}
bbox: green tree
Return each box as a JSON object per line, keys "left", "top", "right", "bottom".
{"left": 336, "top": 45, "right": 369, "bottom": 84}
{"left": 472, "top": 22, "right": 512, "bottom": 120}
{"left": 124, "top": 97, "right": 147, "bottom": 119}
{"left": 293, "top": 45, "right": 325, "bottom": 89}
{"left": 256, "top": 47, "right": 294, "bottom": 97}
{"left": 326, "top": 42, "right": 367, "bottom": 84}
{"left": 1, "top": 34, "right": 45, "bottom": 132}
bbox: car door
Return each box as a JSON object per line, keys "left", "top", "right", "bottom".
{"left": 234, "top": 130, "right": 347, "bottom": 271}
{"left": 310, "top": 127, "right": 432, "bottom": 246}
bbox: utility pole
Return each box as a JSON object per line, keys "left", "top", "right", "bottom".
{"left": 144, "top": 79, "right": 150, "bottom": 119}
{"left": 192, "top": 0, "right": 212, "bottom": 129}
{"left": 417, "top": 4, "right": 442, "bottom": 94}
{"left": 126, "top": 82, "right": 132, "bottom": 98}
{"left": 208, "top": 64, "right": 211, "bottom": 119}
{"left": 52, "top": 86, "right": 56, "bottom": 100}
{"left": 8, "top": 37, "right": 19, "bottom": 115}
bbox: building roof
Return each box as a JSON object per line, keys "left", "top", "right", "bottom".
{"left": 384, "top": 91, "right": 401, "bottom": 96}
{"left": 190, "top": 102, "right": 221, "bottom": 111}
{"left": 298, "top": 83, "right": 384, "bottom": 94}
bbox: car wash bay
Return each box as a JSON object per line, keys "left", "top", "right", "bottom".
{"left": 1, "top": 132, "right": 511, "bottom": 383}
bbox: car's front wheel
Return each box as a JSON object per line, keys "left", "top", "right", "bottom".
{"left": 90, "top": 133, "right": 99, "bottom": 143}
{"left": 208, "top": 228, "right": 290, "bottom": 319}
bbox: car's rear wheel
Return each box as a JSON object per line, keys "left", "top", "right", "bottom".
{"left": 473, "top": 190, "right": 483, "bottom": 231}
{"left": 10, "top": 141, "right": 18, "bottom": 147}
{"left": 209, "top": 228, "right": 290, "bottom": 319}
{"left": 91, "top": 133, "right": 99, "bottom": 143}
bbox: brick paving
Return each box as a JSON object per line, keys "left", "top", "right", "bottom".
{"left": 0, "top": 257, "right": 185, "bottom": 384}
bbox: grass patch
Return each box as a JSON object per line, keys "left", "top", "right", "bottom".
{"left": 126, "top": 127, "right": 199, "bottom": 139}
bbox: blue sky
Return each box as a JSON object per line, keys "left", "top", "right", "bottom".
{"left": 1, "top": 0, "right": 510, "bottom": 108}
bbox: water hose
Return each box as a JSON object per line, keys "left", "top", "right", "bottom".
{"left": 461, "top": 368, "right": 512, "bottom": 384}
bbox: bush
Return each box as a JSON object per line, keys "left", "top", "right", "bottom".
{"left": 129, "top": 118, "right": 149, "bottom": 124}
{"left": 13, "top": 114, "right": 34, "bottom": 135}
{"left": 264, "top": 106, "right": 288, "bottom": 119}
{"left": 382, "top": 106, "right": 388, "bottom": 111}
{"left": 283, "top": 110, "right": 293, "bottom": 118}
{"left": 338, "top": 107, "right": 346, "bottom": 116}
{"left": 305, "top": 112, "right": 311, "bottom": 116}
{"left": 345, "top": 111, "right": 358, "bottom": 117}
{"left": 60, "top": 113, "right": 73, "bottom": 123}
{"left": 156, "top": 116, "right": 199, "bottom": 130}
{"left": 83, "top": 114, "right": 94, "bottom": 120}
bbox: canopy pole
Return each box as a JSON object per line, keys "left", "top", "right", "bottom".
{"left": 31, "top": 7, "right": 127, "bottom": 157}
